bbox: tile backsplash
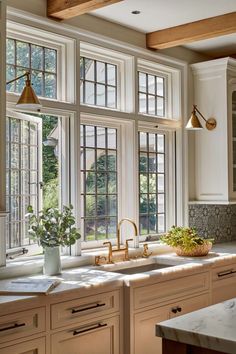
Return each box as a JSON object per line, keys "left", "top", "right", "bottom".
{"left": 189, "top": 204, "right": 236, "bottom": 243}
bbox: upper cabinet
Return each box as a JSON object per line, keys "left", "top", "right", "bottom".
{"left": 191, "top": 57, "right": 236, "bottom": 203}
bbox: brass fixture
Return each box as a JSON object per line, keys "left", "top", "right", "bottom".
{"left": 6, "top": 71, "right": 42, "bottom": 110}
{"left": 186, "top": 105, "right": 217, "bottom": 131}
{"left": 94, "top": 255, "right": 106, "bottom": 266}
{"left": 117, "top": 218, "right": 138, "bottom": 250}
{"left": 103, "top": 242, "right": 113, "bottom": 264}
{"left": 102, "top": 218, "right": 138, "bottom": 263}
{"left": 142, "top": 243, "right": 152, "bottom": 258}
{"left": 124, "top": 239, "right": 134, "bottom": 261}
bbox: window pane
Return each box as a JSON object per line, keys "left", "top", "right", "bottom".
{"left": 81, "top": 124, "right": 118, "bottom": 241}
{"left": 7, "top": 39, "right": 15, "bottom": 64}
{"left": 45, "top": 73, "right": 57, "bottom": 98}
{"left": 96, "top": 61, "right": 105, "bottom": 83}
{"left": 80, "top": 57, "right": 117, "bottom": 109}
{"left": 85, "top": 58, "right": 94, "bottom": 81}
{"left": 97, "top": 84, "right": 106, "bottom": 106}
{"left": 16, "top": 41, "right": 29, "bottom": 67}
{"left": 6, "top": 38, "right": 57, "bottom": 99}
{"left": 139, "top": 72, "right": 146, "bottom": 92}
{"left": 45, "top": 48, "right": 57, "bottom": 73}
{"left": 139, "top": 93, "right": 147, "bottom": 113}
{"left": 138, "top": 71, "right": 166, "bottom": 117}
{"left": 107, "top": 64, "right": 116, "bottom": 86}
{"left": 107, "top": 86, "right": 116, "bottom": 108}
{"left": 32, "top": 70, "right": 43, "bottom": 97}
{"left": 85, "top": 82, "right": 95, "bottom": 105}
{"left": 148, "top": 75, "right": 155, "bottom": 94}
{"left": 139, "top": 132, "right": 166, "bottom": 236}
{"left": 31, "top": 45, "right": 43, "bottom": 70}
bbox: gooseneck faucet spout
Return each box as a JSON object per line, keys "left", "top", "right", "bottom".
{"left": 117, "top": 218, "right": 138, "bottom": 250}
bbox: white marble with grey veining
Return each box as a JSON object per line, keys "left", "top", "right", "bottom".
{"left": 156, "top": 298, "right": 236, "bottom": 354}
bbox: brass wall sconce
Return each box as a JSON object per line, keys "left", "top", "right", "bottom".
{"left": 6, "top": 71, "right": 42, "bottom": 110}
{"left": 186, "top": 104, "right": 217, "bottom": 131}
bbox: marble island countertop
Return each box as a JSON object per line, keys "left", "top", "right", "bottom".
{"left": 156, "top": 298, "right": 236, "bottom": 354}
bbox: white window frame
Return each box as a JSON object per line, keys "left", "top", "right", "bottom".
{"left": 80, "top": 41, "right": 134, "bottom": 113}
{"left": 137, "top": 123, "right": 176, "bottom": 242}
{"left": 7, "top": 21, "right": 76, "bottom": 104}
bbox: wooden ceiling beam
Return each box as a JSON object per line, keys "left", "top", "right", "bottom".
{"left": 47, "top": 0, "right": 123, "bottom": 20}
{"left": 146, "top": 12, "right": 236, "bottom": 50}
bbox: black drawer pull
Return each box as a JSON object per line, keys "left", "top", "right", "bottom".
{"left": 73, "top": 323, "right": 107, "bottom": 336}
{"left": 171, "top": 306, "right": 182, "bottom": 314}
{"left": 71, "top": 302, "right": 106, "bottom": 314}
{"left": 218, "top": 269, "right": 236, "bottom": 277}
{"left": 171, "top": 307, "right": 178, "bottom": 314}
{"left": 0, "top": 323, "right": 26, "bottom": 332}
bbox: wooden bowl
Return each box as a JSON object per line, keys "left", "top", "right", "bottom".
{"left": 174, "top": 242, "right": 212, "bottom": 257}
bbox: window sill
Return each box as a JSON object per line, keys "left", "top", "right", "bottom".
{"left": 0, "top": 242, "right": 172, "bottom": 280}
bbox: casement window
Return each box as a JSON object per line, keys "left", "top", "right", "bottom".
{"left": 80, "top": 124, "right": 118, "bottom": 242}
{"left": 138, "top": 71, "right": 165, "bottom": 117}
{"left": 80, "top": 57, "right": 117, "bottom": 109}
{"left": 5, "top": 110, "right": 63, "bottom": 256}
{"left": 138, "top": 131, "right": 166, "bottom": 236}
{"left": 6, "top": 38, "right": 57, "bottom": 99}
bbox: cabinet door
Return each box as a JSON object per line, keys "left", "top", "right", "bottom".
{"left": 0, "top": 337, "right": 45, "bottom": 354}
{"left": 212, "top": 263, "right": 236, "bottom": 304}
{"left": 51, "top": 316, "right": 119, "bottom": 354}
{"left": 134, "top": 293, "right": 209, "bottom": 354}
{"left": 134, "top": 306, "right": 169, "bottom": 354}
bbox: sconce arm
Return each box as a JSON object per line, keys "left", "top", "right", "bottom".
{"left": 6, "top": 71, "right": 30, "bottom": 85}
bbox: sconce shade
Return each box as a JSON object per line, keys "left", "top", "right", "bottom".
{"left": 186, "top": 110, "right": 203, "bottom": 130}
{"left": 15, "top": 78, "right": 42, "bottom": 109}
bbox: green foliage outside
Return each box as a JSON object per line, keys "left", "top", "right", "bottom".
{"left": 42, "top": 115, "right": 58, "bottom": 209}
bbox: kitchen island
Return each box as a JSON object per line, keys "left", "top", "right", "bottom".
{"left": 156, "top": 298, "right": 236, "bottom": 354}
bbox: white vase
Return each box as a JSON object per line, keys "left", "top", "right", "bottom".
{"left": 43, "top": 246, "right": 61, "bottom": 275}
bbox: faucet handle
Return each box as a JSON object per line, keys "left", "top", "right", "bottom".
{"left": 94, "top": 255, "right": 106, "bottom": 266}
{"left": 124, "top": 238, "right": 133, "bottom": 261}
{"left": 103, "top": 242, "right": 113, "bottom": 264}
{"left": 142, "top": 243, "right": 152, "bottom": 258}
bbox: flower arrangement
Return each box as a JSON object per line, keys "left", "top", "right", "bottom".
{"left": 27, "top": 204, "right": 81, "bottom": 248}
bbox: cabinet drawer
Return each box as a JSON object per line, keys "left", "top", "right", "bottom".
{"left": 212, "top": 263, "right": 236, "bottom": 282}
{"left": 51, "top": 315, "right": 119, "bottom": 354}
{"left": 134, "top": 272, "right": 210, "bottom": 310}
{"left": 169, "top": 293, "right": 209, "bottom": 319}
{"left": 51, "top": 290, "right": 120, "bottom": 329}
{"left": 0, "top": 337, "right": 46, "bottom": 354}
{"left": 0, "top": 307, "right": 45, "bottom": 344}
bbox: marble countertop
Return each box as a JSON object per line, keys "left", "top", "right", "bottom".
{"left": 156, "top": 298, "right": 236, "bottom": 354}
{"left": 1, "top": 242, "right": 236, "bottom": 306}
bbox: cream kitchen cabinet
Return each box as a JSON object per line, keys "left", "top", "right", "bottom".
{"left": 191, "top": 57, "right": 236, "bottom": 202}
{"left": 212, "top": 261, "right": 236, "bottom": 304}
{"left": 125, "top": 270, "right": 211, "bottom": 354}
{"left": 51, "top": 315, "right": 120, "bottom": 354}
{"left": 0, "top": 337, "right": 46, "bottom": 354}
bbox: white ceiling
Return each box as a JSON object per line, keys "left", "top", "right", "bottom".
{"left": 91, "top": 0, "right": 236, "bottom": 55}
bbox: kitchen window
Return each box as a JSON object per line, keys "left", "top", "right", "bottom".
{"left": 139, "top": 131, "right": 166, "bottom": 236}
{"left": 6, "top": 38, "right": 57, "bottom": 99}
{"left": 80, "top": 124, "right": 118, "bottom": 242}
{"left": 80, "top": 57, "right": 117, "bottom": 109}
{"left": 138, "top": 71, "right": 165, "bottom": 117}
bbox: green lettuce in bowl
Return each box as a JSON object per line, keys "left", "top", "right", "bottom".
{"left": 160, "top": 226, "right": 214, "bottom": 257}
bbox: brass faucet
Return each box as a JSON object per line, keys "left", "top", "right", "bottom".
{"left": 117, "top": 218, "right": 138, "bottom": 250}
{"left": 103, "top": 218, "right": 138, "bottom": 263}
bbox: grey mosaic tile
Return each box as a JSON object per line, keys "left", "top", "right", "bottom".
{"left": 189, "top": 204, "right": 236, "bottom": 243}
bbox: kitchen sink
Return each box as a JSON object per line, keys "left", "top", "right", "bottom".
{"left": 107, "top": 262, "right": 173, "bottom": 275}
